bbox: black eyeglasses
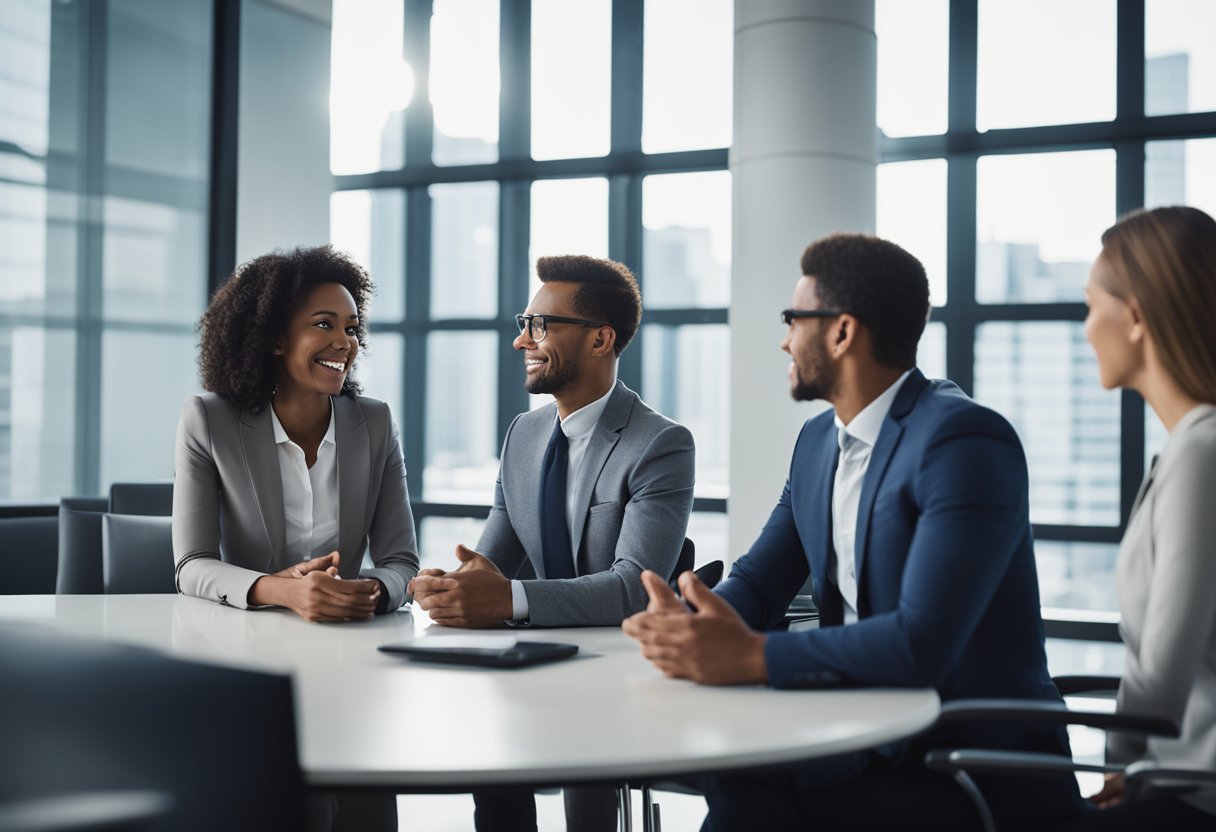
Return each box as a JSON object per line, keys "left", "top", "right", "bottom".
{"left": 515, "top": 313, "right": 607, "bottom": 343}
{"left": 780, "top": 308, "right": 849, "bottom": 326}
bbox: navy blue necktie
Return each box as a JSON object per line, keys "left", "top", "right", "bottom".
{"left": 541, "top": 421, "right": 575, "bottom": 579}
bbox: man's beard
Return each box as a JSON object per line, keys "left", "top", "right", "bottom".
{"left": 525, "top": 358, "right": 580, "bottom": 395}
{"left": 790, "top": 341, "right": 835, "bottom": 402}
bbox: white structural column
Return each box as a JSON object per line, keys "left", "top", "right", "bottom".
{"left": 728, "top": 0, "right": 877, "bottom": 559}
{"left": 236, "top": 0, "right": 334, "bottom": 263}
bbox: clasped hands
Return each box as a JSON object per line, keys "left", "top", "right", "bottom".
{"left": 249, "top": 551, "right": 381, "bottom": 623}
{"left": 622, "top": 570, "right": 768, "bottom": 686}
{"left": 407, "top": 544, "right": 513, "bottom": 628}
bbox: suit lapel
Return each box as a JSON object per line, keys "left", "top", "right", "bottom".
{"left": 804, "top": 424, "right": 840, "bottom": 624}
{"left": 852, "top": 370, "right": 927, "bottom": 613}
{"left": 335, "top": 396, "right": 370, "bottom": 567}
{"left": 520, "top": 408, "right": 557, "bottom": 577}
{"left": 240, "top": 405, "right": 285, "bottom": 569}
{"left": 1128, "top": 455, "right": 1158, "bottom": 521}
{"left": 569, "top": 382, "right": 631, "bottom": 559}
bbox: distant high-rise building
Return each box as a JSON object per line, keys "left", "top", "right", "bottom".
{"left": 1145, "top": 53, "right": 1189, "bottom": 207}
{"left": 642, "top": 225, "right": 730, "bottom": 497}
{"left": 643, "top": 225, "right": 728, "bottom": 307}
{"left": 1145, "top": 52, "right": 1189, "bottom": 117}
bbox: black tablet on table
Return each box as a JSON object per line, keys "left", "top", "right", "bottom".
{"left": 378, "top": 638, "right": 578, "bottom": 669}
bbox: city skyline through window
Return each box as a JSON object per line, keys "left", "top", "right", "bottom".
{"left": 324, "top": 1, "right": 1216, "bottom": 640}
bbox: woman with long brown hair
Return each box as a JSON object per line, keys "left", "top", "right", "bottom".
{"left": 1077, "top": 205, "right": 1216, "bottom": 829}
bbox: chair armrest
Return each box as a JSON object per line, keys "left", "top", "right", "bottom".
{"left": 1053, "top": 675, "right": 1121, "bottom": 696}
{"left": 925, "top": 749, "right": 1122, "bottom": 778}
{"left": 0, "top": 790, "right": 173, "bottom": 830}
{"left": 938, "top": 699, "right": 1180, "bottom": 738}
{"left": 1125, "top": 760, "right": 1216, "bottom": 791}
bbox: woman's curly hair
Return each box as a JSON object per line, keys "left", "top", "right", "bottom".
{"left": 198, "top": 245, "right": 374, "bottom": 413}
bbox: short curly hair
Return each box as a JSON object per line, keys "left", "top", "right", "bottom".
{"left": 800, "top": 233, "right": 930, "bottom": 369}
{"left": 536, "top": 255, "right": 642, "bottom": 355}
{"left": 198, "top": 245, "right": 373, "bottom": 412}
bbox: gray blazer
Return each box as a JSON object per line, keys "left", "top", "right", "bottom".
{"left": 478, "top": 381, "right": 695, "bottom": 627}
{"left": 1108, "top": 404, "right": 1216, "bottom": 816}
{"left": 172, "top": 393, "right": 419, "bottom": 611}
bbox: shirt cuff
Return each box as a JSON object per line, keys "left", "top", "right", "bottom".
{"left": 371, "top": 578, "right": 389, "bottom": 614}
{"left": 510, "top": 579, "right": 530, "bottom": 621}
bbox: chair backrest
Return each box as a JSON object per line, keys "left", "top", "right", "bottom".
{"left": 0, "top": 514, "right": 59, "bottom": 594}
{"left": 109, "top": 482, "right": 174, "bottom": 517}
{"left": 693, "top": 559, "right": 724, "bottom": 590}
{"left": 670, "top": 537, "right": 695, "bottom": 582}
{"left": 0, "top": 503, "right": 58, "bottom": 519}
{"left": 102, "top": 514, "right": 175, "bottom": 594}
{"left": 57, "top": 498, "right": 109, "bottom": 595}
{"left": 667, "top": 539, "right": 725, "bottom": 591}
{"left": 0, "top": 625, "right": 305, "bottom": 831}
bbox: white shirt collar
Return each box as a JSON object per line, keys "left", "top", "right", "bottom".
{"left": 833, "top": 370, "right": 914, "bottom": 449}
{"left": 558, "top": 381, "right": 617, "bottom": 441}
{"left": 270, "top": 398, "right": 336, "bottom": 447}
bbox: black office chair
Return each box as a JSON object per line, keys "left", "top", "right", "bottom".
{"left": 0, "top": 624, "right": 305, "bottom": 831}
{"left": 102, "top": 514, "right": 175, "bottom": 594}
{"left": 922, "top": 675, "right": 1216, "bottom": 832}
{"left": 57, "top": 497, "right": 109, "bottom": 594}
{"left": 668, "top": 537, "right": 724, "bottom": 590}
{"left": 0, "top": 504, "right": 60, "bottom": 595}
{"left": 109, "top": 482, "right": 174, "bottom": 517}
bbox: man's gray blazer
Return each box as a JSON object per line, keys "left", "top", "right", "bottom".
{"left": 172, "top": 393, "right": 420, "bottom": 611}
{"left": 478, "top": 381, "right": 695, "bottom": 627}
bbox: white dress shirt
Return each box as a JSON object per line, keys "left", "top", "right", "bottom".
{"left": 270, "top": 401, "right": 339, "bottom": 563}
{"left": 832, "top": 370, "right": 912, "bottom": 624}
{"left": 510, "top": 382, "right": 616, "bottom": 620}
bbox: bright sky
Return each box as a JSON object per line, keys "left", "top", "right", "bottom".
{"left": 531, "top": 0, "right": 611, "bottom": 160}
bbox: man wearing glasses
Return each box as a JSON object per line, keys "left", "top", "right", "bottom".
{"left": 410, "top": 254, "right": 694, "bottom": 832}
{"left": 623, "top": 233, "right": 1080, "bottom": 830}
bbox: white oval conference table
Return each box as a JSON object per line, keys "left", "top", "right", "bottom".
{"left": 0, "top": 594, "right": 940, "bottom": 790}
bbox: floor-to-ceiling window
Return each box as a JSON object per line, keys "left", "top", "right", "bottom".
{"left": 0, "top": 0, "right": 215, "bottom": 501}
{"left": 327, "top": 0, "right": 1216, "bottom": 651}
{"left": 877, "top": 0, "right": 1216, "bottom": 673}
{"left": 329, "top": 0, "right": 733, "bottom": 573}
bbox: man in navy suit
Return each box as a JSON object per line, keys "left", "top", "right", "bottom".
{"left": 623, "top": 233, "right": 1081, "bottom": 830}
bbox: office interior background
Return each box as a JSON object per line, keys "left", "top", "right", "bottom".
{"left": 3, "top": 0, "right": 1216, "bottom": 682}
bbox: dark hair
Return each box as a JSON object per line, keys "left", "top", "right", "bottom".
{"left": 198, "top": 245, "right": 373, "bottom": 412}
{"left": 1099, "top": 206, "right": 1216, "bottom": 403}
{"left": 800, "top": 233, "right": 930, "bottom": 369}
{"left": 536, "top": 255, "right": 642, "bottom": 355}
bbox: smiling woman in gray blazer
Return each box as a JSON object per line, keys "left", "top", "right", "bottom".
{"left": 173, "top": 246, "right": 419, "bottom": 624}
{"left": 1079, "top": 206, "right": 1216, "bottom": 830}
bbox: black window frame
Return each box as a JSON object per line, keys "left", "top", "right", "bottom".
{"left": 328, "top": 0, "right": 1216, "bottom": 641}
{"left": 881, "top": 0, "right": 1216, "bottom": 640}
{"left": 329, "top": 0, "right": 729, "bottom": 542}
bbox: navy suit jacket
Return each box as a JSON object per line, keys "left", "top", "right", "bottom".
{"left": 717, "top": 370, "right": 1078, "bottom": 809}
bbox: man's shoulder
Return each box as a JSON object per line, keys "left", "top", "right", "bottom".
{"left": 504, "top": 402, "right": 558, "bottom": 442}
{"left": 791, "top": 407, "right": 837, "bottom": 452}
{"left": 623, "top": 392, "right": 683, "bottom": 432}
{"left": 619, "top": 393, "right": 694, "bottom": 455}
{"left": 910, "top": 380, "right": 1017, "bottom": 439}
